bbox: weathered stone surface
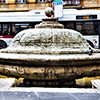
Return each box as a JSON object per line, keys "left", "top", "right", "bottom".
{"left": 0, "top": 7, "right": 100, "bottom": 85}
{"left": 45, "top": 7, "right": 54, "bottom": 17}
{"left": 0, "top": 78, "right": 15, "bottom": 90}
{"left": 0, "top": 89, "right": 100, "bottom": 100}
{"left": 0, "top": 53, "right": 99, "bottom": 80}
{"left": 1, "top": 28, "right": 98, "bottom": 54}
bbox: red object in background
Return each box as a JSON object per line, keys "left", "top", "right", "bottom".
{"left": 0, "top": 35, "right": 14, "bottom": 38}
{"left": 52, "top": 2, "right": 55, "bottom": 17}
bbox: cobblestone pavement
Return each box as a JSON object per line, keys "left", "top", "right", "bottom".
{"left": 0, "top": 88, "right": 100, "bottom": 100}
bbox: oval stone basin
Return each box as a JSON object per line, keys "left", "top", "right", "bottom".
{"left": 0, "top": 7, "right": 100, "bottom": 86}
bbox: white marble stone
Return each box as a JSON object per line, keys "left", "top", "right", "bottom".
{"left": 0, "top": 78, "right": 15, "bottom": 91}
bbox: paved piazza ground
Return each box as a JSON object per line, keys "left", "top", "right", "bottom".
{"left": 0, "top": 87, "right": 99, "bottom": 100}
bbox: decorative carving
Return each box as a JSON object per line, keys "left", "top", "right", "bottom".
{"left": 45, "top": 68, "right": 56, "bottom": 79}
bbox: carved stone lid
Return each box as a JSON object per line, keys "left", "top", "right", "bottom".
{"left": 35, "top": 17, "right": 64, "bottom": 29}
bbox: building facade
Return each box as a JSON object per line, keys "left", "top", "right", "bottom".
{"left": 0, "top": 0, "right": 52, "bottom": 12}
{"left": 0, "top": 0, "right": 100, "bottom": 12}
{"left": 81, "top": 0, "right": 100, "bottom": 10}
{"left": 63, "top": 0, "right": 82, "bottom": 9}
{"left": 62, "top": 0, "right": 100, "bottom": 10}
{"left": 0, "top": 0, "right": 83, "bottom": 12}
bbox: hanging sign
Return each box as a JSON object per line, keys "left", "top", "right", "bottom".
{"left": 53, "top": 0, "right": 63, "bottom": 18}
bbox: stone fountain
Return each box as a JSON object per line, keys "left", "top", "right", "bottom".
{"left": 0, "top": 7, "right": 100, "bottom": 86}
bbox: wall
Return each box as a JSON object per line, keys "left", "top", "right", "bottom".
{"left": 83, "top": 0, "right": 98, "bottom": 7}
{"left": 7, "top": 0, "right": 15, "bottom": 3}
{"left": 0, "top": 0, "right": 51, "bottom": 12}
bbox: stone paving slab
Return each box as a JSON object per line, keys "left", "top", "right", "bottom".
{"left": 0, "top": 88, "right": 100, "bottom": 100}
{"left": 37, "top": 92, "right": 76, "bottom": 100}
{"left": 0, "top": 78, "right": 15, "bottom": 90}
{"left": 0, "top": 91, "right": 100, "bottom": 100}
{"left": 91, "top": 79, "right": 100, "bottom": 89}
{"left": 0, "top": 91, "right": 40, "bottom": 100}
{"left": 70, "top": 93, "right": 100, "bottom": 100}
{"left": 10, "top": 87, "right": 100, "bottom": 93}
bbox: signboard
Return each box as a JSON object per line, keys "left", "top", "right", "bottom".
{"left": 53, "top": 0, "right": 63, "bottom": 18}
{"left": 76, "top": 15, "right": 97, "bottom": 19}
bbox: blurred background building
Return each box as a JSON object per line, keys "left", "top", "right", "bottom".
{"left": 81, "top": 0, "right": 100, "bottom": 10}
{"left": 63, "top": 0, "right": 100, "bottom": 10}
{"left": 0, "top": 0, "right": 52, "bottom": 12}
{"left": 0, "top": 0, "right": 100, "bottom": 12}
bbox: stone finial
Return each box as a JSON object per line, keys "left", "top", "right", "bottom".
{"left": 45, "top": 7, "right": 54, "bottom": 17}
{"left": 35, "top": 7, "right": 64, "bottom": 28}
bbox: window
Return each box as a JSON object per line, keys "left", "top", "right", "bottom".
{"left": 0, "top": 0, "right": 5, "bottom": 3}
{"left": 15, "top": 0, "right": 28, "bottom": 3}
{"left": 37, "top": 0, "right": 47, "bottom": 2}
{"left": 73, "top": 0, "right": 80, "bottom": 4}
{"left": 63, "top": 0, "right": 80, "bottom": 5}
{"left": 76, "top": 21, "right": 98, "bottom": 35}
{"left": 65, "top": 22, "right": 74, "bottom": 29}
{"left": 0, "top": 24, "right": 11, "bottom": 35}
{"left": 14, "top": 23, "right": 29, "bottom": 34}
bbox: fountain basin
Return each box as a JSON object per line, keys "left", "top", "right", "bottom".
{"left": 0, "top": 52, "right": 100, "bottom": 81}
{"left": 0, "top": 7, "right": 100, "bottom": 86}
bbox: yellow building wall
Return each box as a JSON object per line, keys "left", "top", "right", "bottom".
{"left": 7, "top": 0, "right": 36, "bottom": 3}
{"left": 7, "top": 0, "right": 16, "bottom": 8}
{"left": 98, "top": 0, "right": 100, "bottom": 4}
{"left": 28, "top": 0, "right": 35, "bottom": 3}
{"left": 83, "top": 0, "right": 98, "bottom": 7}
{"left": 9, "top": 4, "right": 16, "bottom": 8}
{"left": 29, "top": 3, "right": 36, "bottom": 8}
{"left": 7, "top": 0, "right": 15, "bottom": 3}
{"left": 0, "top": 0, "right": 50, "bottom": 11}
